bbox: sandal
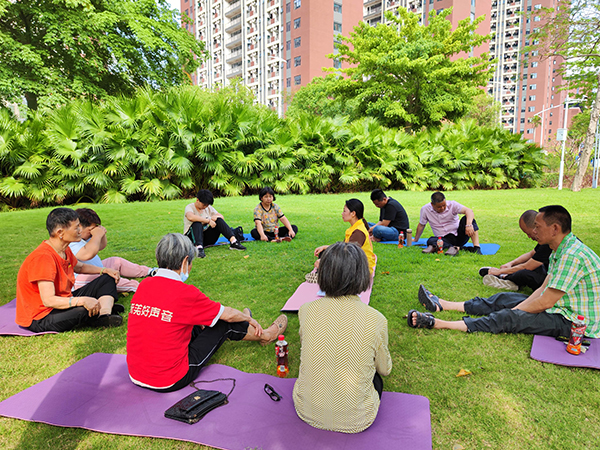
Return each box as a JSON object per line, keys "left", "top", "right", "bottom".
{"left": 407, "top": 310, "right": 435, "bottom": 329}
{"left": 261, "top": 314, "right": 288, "bottom": 346}
{"left": 418, "top": 284, "right": 443, "bottom": 312}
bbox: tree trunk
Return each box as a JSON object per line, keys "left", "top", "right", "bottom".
{"left": 24, "top": 92, "right": 38, "bottom": 111}
{"left": 571, "top": 70, "right": 600, "bottom": 192}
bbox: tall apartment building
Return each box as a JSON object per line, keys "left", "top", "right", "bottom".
{"left": 364, "top": 0, "right": 573, "bottom": 146}
{"left": 183, "top": 0, "right": 362, "bottom": 114}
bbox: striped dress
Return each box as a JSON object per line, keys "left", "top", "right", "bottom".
{"left": 292, "top": 295, "right": 392, "bottom": 433}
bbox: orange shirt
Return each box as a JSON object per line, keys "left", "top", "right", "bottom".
{"left": 16, "top": 242, "right": 77, "bottom": 327}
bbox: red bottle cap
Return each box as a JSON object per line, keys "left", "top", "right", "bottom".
{"left": 278, "top": 335, "right": 285, "bottom": 340}
{"left": 577, "top": 315, "right": 585, "bottom": 321}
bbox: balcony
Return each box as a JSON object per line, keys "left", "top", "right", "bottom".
{"left": 267, "top": 34, "right": 280, "bottom": 44}
{"left": 364, "top": 6, "right": 381, "bottom": 19}
{"left": 226, "top": 66, "right": 243, "bottom": 79}
{"left": 268, "top": 70, "right": 280, "bottom": 79}
{"left": 225, "top": 17, "right": 242, "bottom": 33}
{"left": 226, "top": 32, "right": 242, "bottom": 48}
{"left": 225, "top": 0, "right": 241, "bottom": 17}
{"left": 267, "top": 0, "right": 278, "bottom": 9}
{"left": 226, "top": 49, "right": 243, "bottom": 63}
{"left": 266, "top": 16, "right": 280, "bottom": 28}
{"left": 364, "top": 0, "right": 380, "bottom": 5}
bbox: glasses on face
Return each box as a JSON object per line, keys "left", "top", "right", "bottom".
{"left": 264, "top": 383, "right": 281, "bottom": 401}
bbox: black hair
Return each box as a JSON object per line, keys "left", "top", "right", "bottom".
{"left": 345, "top": 198, "right": 369, "bottom": 230}
{"left": 370, "top": 189, "right": 386, "bottom": 202}
{"left": 538, "top": 205, "right": 571, "bottom": 233}
{"left": 519, "top": 210, "right": 538, "bottom": 229}
{"left": 46, "top": 208, "right": 79, "bottom": 237}
{"left": 196, "top": 189, "right": 214, "bottom": 206}
{"left": 76, "top": 208, "right": 101, "bottom": 228}
{"left": 431, "top": 192, "right": 445, "bottom": 204}
{"left": 317, "top": 242, "right": 371, "bottom": 297}
{"left": 259, "top": 187, "right": 276, "bottom": 201}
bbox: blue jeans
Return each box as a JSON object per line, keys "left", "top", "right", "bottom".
{"left": 367, "top": 222, "right": 399, "bottom": 242}
{"left": 462, "top": 292, "right": 572, "bottom": 337}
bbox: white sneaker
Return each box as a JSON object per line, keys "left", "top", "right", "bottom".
{"left": 483, "top": 274, "right": 519, "bottom": 291}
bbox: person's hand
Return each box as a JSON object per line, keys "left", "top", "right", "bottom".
{"left": 288, "top": 229, "right": 296, "bottom": 239}
{"left": 103, "top": 267, "right": 120, "bottom": 282}
{"left": 314, "top": 245, "right": 327, "bottom": 257}
{"left": 488, "top": 267, "right": 502, "bottom": 276}
{"left": 260, "top": 234, "right": 269, "bottom": 242}
{"left": 80, "top": 297, "right": 101, "bottom": 317}
{"left": 90, "top": 225, "right": 107, "bottom": 238}
{"left": 209, "top": 219, "right": 216, "bottom": 228}
{"left": 249, "top": 318, "right": 263, "bottom": 336}
{"left": 368, "top": 227, "right": 374, "bottom": 235}
{"left": 500, "top": 263, "right": 513, "bottom": 269}
{"left": 465, "top": 225, "right": 475, "bottom": 237}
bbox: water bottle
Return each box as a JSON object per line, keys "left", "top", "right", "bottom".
{"left": 276, "top": 335, "right": 289, "bottom": 377}
{"left": 406, "top": 229, "right": 413, "bottom": 246}
{"left": 566, "top": 315, "right": 586, "bottom": 355}
{"left": 437, "top": 236, "right": 443, "bottom": 254}
{"left": 398, "top": 231, "right": 404, "bottom": 248}
{"left": 274, "top": 226, "right": 279, "bottom": 241}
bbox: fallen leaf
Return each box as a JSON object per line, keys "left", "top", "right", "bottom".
{"left": 456, "top": 369, "right": 472, "bottom": 377}
{"left": 435, "top": 258, "right": 440, "bottom": 261}
{"left": 453, "top": 445, "right": 465, "bottom": 450}
{"left": 243, "top": 255, "right": 249, "bottom": 259}
{"left": 381, "top": 271, "right": 390, "bottom": 275}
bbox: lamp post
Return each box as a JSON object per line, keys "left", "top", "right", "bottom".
{"left": 558, "top": 97, "right": 585, "bottom": 190}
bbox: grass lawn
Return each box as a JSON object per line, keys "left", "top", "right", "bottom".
{"left": 1, "top": 188, "right": 599, "bottom": 450}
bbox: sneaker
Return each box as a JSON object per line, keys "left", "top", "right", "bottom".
{"left": 196, "top": 246, "right": 206, "bottom": 258}
{"left": 148, "top": 267, "right": 159, "bottom": 277}
{"left": 479, "top": 267, "right": 491, "bottom": 277}
{"left": 422, "top": 245, "right": 435, "bottom": 254}
{"left": 483, "top": 274, "right": 519, "bottom": 291}
{"left": 111, "top": 303, "right": 125, "bottom": 314}
{"left": 91, "top": 314, "right": 123, "bottom": 328}
{"left": 229, "top": 241, "right": 246, "bottom": 251}
{"left": 445, "top": 246, "right": 460, "bottom": 256}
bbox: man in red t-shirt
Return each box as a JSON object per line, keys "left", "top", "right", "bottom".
{"left": 127, "top": 233, "right": 288, "bottom": 392}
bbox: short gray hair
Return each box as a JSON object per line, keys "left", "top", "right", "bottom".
{"left": 520, "top": 210, "right": 538, "bottom": 229}
{"left": 155, "top": 233, "right": 197, "bottom": 270}
{"left": 317, "top": 242, "right": 371, "bottom": 297}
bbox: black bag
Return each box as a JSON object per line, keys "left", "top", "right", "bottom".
{"left": 164, "top": 378, "right": 235, "bottom": 425}
{"left": 232, "top": 226, "right": 244, "bottom": 242}
{"left": 164, "top": 389, "right": 228, "bottom": 424}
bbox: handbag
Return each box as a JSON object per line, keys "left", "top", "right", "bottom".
{"left": 164, "top": 378, "right": 235, "bottom": 424}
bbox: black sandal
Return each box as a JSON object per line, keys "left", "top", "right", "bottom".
{"left": 407, "top": 310, "right": 435, "bottom": 329}
{"left": 418, "top": 284, "right": 443, "bottom": 312}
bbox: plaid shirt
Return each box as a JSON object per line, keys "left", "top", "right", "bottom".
{"left": 545, "top": 233, "right": 600, "bottom": 338}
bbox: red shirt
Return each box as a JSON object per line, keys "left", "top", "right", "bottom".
{"left": 16, "top": 242, "right": 78, "bottom": 327}
{"left": 126, "top": 273, "right": 222, "bottom": 388}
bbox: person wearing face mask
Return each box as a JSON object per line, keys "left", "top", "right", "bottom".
{"left": 126, "top": 233, "right": 287, "bottom": 392}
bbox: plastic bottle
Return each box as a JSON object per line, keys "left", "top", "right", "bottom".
{"left": 274, "top": 226, "right": 279, "bottom": 241}
{"left": 437, "top": 236, "right": 443, "bottom": 254}
{"left": 276, "top": 335, "right": 289, "bottom": 377}
{"left": 406, "top": 229, "right": 413, "bottom": 247}
{"left": 566, "top": 315, "right": 586, "bottom": 355}
{"left": 398, "top": 231, "right": 404, "bottom": 248}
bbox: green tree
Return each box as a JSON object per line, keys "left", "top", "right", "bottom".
{"left": 325, "top": 8, "right": 493, "bottom": 131}
{"left": 286, "top": 75, "right": 357, "bottom": 118}
{"left": 0, "top": 0, "right": 204, "bottom": 111}
{"left": 464, "top": 93, "right": 502, "bottom": 128}
{"left": 529, "top": 0, "right": 600, "bottom": 191}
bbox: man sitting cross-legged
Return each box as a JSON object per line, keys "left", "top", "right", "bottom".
{"left": 479, "top": 209, "right": 551, "bottom": 292}
{"left": 408, "top": 206, "right": 600, "bottom": 339}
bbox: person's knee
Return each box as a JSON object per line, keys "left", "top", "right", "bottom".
{"left": 488, "top": 309, "right": 521, "bottom": 334}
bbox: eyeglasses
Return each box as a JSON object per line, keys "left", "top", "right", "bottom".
{"left": 264, "top": 384, "right": 281, "bottom": 401}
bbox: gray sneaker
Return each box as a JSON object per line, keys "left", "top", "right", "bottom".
{"left": 483, "top": 274, "right": 519, "bottom": 291}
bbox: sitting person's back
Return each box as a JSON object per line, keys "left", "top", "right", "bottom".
{"left": 293, "top": 242, "right": 392, "bottom": 433}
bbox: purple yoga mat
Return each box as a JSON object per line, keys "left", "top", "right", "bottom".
{"left": 0, "top": 299, "right": 57, "bottom": 337}
{"left": 281, "top": 282, "right": 373, "bottom": 312}
{"left": 0, "top": 353, "right": 432, "bottom": 450}
{"left": 530, "top": 335, "right": 600, "bottom": 369}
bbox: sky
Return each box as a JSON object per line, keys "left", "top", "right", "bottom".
{"left": 167, "top": 0, "right": 180, "bottom": 12}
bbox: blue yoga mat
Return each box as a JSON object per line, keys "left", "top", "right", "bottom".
{"left": 377, "top": 239, "right": 500, "bottom": 255}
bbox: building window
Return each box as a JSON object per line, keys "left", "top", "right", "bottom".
{"left": 549, "top": 129, "right": 552, "bottom": 134}
{"left": 294, "top": 37, "right": 301, "bottom": 48}
{"left": 549, "top": 121, "right": 553, "bottom": 125}
{"left": 333, "top": 22, "right": 342, "bottom": 32}
{"left": 528, "top": 106, "right": 536, "bottom": 112}
{"left": 294, "top": 0, "right": 301, "bottom": 9}
{"left": 520, "top": 118, "right": 525, "bottom": 124}
{"left": 333, "top": 59, "right": 341, "bottom": 69}
{"left": 534, "top": 16, "right": 540, "bottom": 21}
{"left": 530, "top": 84, "right": 537, "bottom": 90}
{"left": 531, "top": 62, "right": 538, "bottom": 67}
{"left": 530, "top": 73, "right": 537, "bottom": 79}
{"left": 294, "top": 18, "right": 301, "bottom": 28}
{"left": 527, "top": 129, "right": 534, "bottom": 134}
{"left": 286, "top": 59, "right": 291, "bottom": 69}
{"left": 286, "top": 21, "right": 291, "bottom": 31}
{"left": 286, "top": 2, "right": 290, "bottom": 12}
{"left": 294, "top": 56, "right": 301, "bottom": 66}
{"left": 334, "top": 2, "right": 342, "bottom": 13}
{"left": 294, "top": 75, "right": 301, "bottom": 85}
{"left": 534, "top": 3, "right": 542, "bottom": 9}
{"left": 529, "top": 95, "right": 536, "bottom": 101}
{"left": 287, "top": 77, "right": 291, "bottom": 87}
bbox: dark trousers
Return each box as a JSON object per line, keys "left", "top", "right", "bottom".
{"left": 373, "top": 372, "right": 383, "bottom": 399}
{"left": 250, "top": 225, "right": 298, "bottom": 241}
{"left": 505, "top": 266, "right": 547, "bottom": 291}
{"left": 151, "top": 319, "right": 250, "bottom": 393}
{"left": 463, "top": 292, "right": 572, "bottom": 337}
{"left": 28, "top": 274, "right": 118, "bottom": 333}
{"left": 185, "top": 218, "right": 234, "bottom": 247}
{"left": 427, "top": 216, "right": 479, "bottom": 249}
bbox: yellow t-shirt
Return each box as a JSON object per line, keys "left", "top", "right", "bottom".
{"left": 344, "top": 220, "right": 376, "bottom": 275}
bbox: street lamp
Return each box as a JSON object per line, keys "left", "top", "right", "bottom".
{"left": 558, "top": 97, "right": 585, "bottom": 190}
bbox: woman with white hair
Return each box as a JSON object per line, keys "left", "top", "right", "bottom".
{"left": 127, "top": 233, "right": 287, "bottom": 392}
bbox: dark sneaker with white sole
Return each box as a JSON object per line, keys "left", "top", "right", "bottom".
{"left": 229, "top": 241, "right": 246, "bottom": 251}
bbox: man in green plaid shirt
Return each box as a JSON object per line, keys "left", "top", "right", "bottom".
{"left": 407, "top": 205, "right": 600, "bottom": 338}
